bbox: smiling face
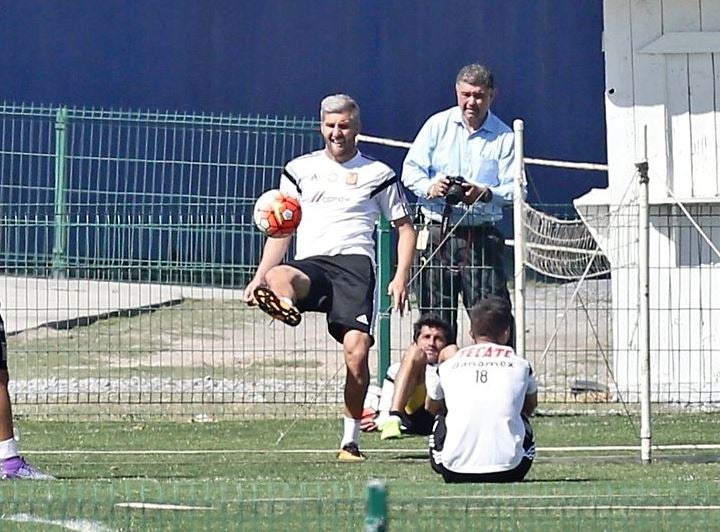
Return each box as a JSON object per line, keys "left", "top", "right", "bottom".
{"left": 321, "top": 110, "right": 360, "bottom": 163}
{"left": 456, "top": 81, "right": 495, "bottom": 131}
{"left": 415, "top": 325, "right": 449, "bottom": 365}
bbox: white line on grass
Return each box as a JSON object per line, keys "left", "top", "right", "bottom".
{"left": 467, "top": 505, "right": 720, "bottom": 511}
{"left": 199, "top": 494, "right": 712, "bottom": 503}
{"left": 23, "top": 443, "right": 720, "bottom": 455}
{"left": 131, "top": 495, "right": 720, "bottom": 511}
{"left": 540, "top": 444, "right": 720, "bottom": 452}
{"left": 426, "top": 494, "right": 708, "bottom": 501}
{"left": 224, "top": 493, "right": 720, "bottom": 500}
{"left": 115, "top": 502, "right": 215, "bottom": 511}
{"left": 2, "top": 513, "right": 115, "bottom": 532}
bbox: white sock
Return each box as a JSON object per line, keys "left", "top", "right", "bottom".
{"left": 377, "top": 378, "right": 395, "bottom": 415}
{"left": 0, "top": 437, "right": 19, "bottom": 460}
{"left": 340, "top": 416, "right": 361, "bottom": 447}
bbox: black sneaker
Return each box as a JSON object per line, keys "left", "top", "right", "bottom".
{"left": 337, "top": 442, "right": 366, "bottom": 463}
{"left": 253, "top": 286, "right": 301, "bottom": 326}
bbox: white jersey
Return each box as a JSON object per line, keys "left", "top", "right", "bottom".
{"left": 427, "top": 342, "right": 537, "bottom": 474}
{"left": 279, "top": 149, "right": 409, "bottom": 261}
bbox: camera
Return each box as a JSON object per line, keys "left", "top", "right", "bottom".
{"left": 445, "top": 176, "right": 466, "bottom": 205}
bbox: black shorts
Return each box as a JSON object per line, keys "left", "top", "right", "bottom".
{"left": 286, "top": 254, "right": 376, "bottom": 344}
{"left": 400, "top": 407, "right": 435, "bottom": 436}
{"left": 430, "top": 414, "right": 535, "bottom": 483}
{"left": 0, "top": 314, "right": 7, "bottom": 371}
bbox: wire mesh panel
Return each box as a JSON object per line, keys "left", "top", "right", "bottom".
{"left": 523, "top": 201, "right": 630, "bottom": 403}
{"left": 3, "top": 107, "right": 719, "bottom": 416}
{"left": 534, "top": 193, "right": 720, "bottom": 404}
{"left": 0, "top": 103, "right": 362, "bottom": 416}
{"left": 1, "top": 105, "right": 322, "bottom": 278}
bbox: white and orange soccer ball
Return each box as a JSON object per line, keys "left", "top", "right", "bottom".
{"left": 252, "top": 189, "right": 302, "bottom": 238}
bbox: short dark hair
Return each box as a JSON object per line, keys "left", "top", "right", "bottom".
{"left": 469, "top": 296, "right": 512, "bottom": 339}
{"left": 456, "top": 63, "right": 495, "bottom": 89}
{"left": 412, "top": 314, "right": 455, "bottom": 345}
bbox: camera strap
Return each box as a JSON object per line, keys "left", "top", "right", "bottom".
{"left": 437, "top": 202, "right": 456, "bottom": 266}
{"left": 440, "top": 202, "right": 454, "bottom": 242}
{"left": 438, "top": 203, "right": 480, "bottom": 270}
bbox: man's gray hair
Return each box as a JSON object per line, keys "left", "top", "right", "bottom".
{"left": 456, "top": 64, "right": 495, "bottom": 89}
{"left": 320, "top": 94, "right": 361, "bottom": 123}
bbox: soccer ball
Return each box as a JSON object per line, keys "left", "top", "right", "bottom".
{"left": 253, "top": 189, "right": 302, "bottom": 238}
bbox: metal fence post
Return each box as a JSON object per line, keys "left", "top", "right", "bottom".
{"left": 376, "top": 218, "right": 392, "bottom": 385}
{"left": 52, "top": 107, "right": 68, "bottom": 279}
{"left": 365, "top": 479, "right": 388, "bottom": 531}
{"left": 52, "top": 107, "right": 69, "bottom": 279}
{"left": 637, "top": 143, "right": 651, "bottom": 464}
{"left": 513, "top": 119, "right": 526, "bottom": 357}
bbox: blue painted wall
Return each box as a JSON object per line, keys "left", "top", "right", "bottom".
{"left": 1, "top": 0, "right": 606, "bottom": 204}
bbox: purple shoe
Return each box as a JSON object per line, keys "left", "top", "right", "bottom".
{"left": 1, "top": 456, "right": 55, "bottom": 480}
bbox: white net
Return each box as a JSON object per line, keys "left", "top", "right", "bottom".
{"left": 522, "top": 203, "right": 611, "bottom": 280}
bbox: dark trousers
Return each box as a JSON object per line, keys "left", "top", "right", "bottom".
{"left": 417, "top": 224, "right": 510, "bottom": 338}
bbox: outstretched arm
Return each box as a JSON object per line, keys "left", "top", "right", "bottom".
{"left": 243, "top": 236, "right": 292, "bottom": 304}
{"left": 387, "top": 216, "right": 416, "bottom": 314}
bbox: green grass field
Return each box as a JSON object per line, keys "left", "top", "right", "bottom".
{"left": 0, "top": 412, "right": 717, "bottom": 530}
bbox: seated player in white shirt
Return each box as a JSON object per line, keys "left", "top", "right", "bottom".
{"left": 426, "top": 296, "right": 537, "bottom": 483}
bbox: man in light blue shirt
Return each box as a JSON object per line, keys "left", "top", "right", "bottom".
{"left": 402, "top": 63, "right": 515, "bottom": 337}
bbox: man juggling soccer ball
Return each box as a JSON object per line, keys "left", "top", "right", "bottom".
{"left": 244, "top": 94, "right": 416, "bottom": 462}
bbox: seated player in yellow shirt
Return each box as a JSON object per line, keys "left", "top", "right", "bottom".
{"left": 364, "top": 314, "right": 453, "bottom": 439}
